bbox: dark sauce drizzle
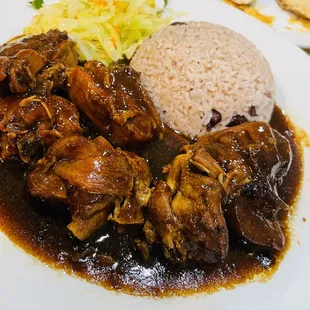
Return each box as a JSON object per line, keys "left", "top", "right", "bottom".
{"left": 0, "top": 106, "right": 303, "bottom": 297}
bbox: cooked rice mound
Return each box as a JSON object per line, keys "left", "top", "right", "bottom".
{"left": 130, "top": 22, "right": 275, "bottom": 137}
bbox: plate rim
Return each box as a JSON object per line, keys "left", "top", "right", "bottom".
{"left": 0, "top": 0, "right": 310, "bottom": 309}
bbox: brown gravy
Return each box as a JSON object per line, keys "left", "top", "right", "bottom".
{"left": 0, "top": 106, "right": 303, "bottom": 297}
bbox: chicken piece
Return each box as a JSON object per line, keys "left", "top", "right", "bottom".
{"left": 33, "top": 61, "right": 68, "bottom": 94}
{"left": 0, "top": 29, "right": 78, "bottom": 64}
{"left": 139, "top": 126, "right": 190, "bottom": 181}
{"left": 225, "top": 182, "right": 287, "bottom": 250}
{"left": 0, "top": 95, "right": 82, "bottom": 163}
{"left": 109, "top": 151, "right": 152, "bottom": 224}
{"left": 185, "top": 121, "right": 292, "bottom": 250}
{"left": 8, "top": 49, "right": 47, "bottom": 93}
{"left": 145, "top": 154, "right": 229, "bottom": 264}
{"left": 0, "top": 60, "right": 7, "bottom": 99}
{"left": 0, "top": 29, "right": 78, "bottom": 94}
{"left": 68, "top": 61, "right": 162, "bottom": 147}
{"left": 67, "top": 192, "right": 119, "bottom": 241}
{"left": 146, "top": 181, "right": 183, "bottom": 260}
{"left": 28, "top": 135, "right": 152, "bottom": 240}
{"left": 143, "top": 121, "right": 292, "bottom": 263}
{"left": 0, "top": 57, "right": 9, "bottom": 83}
{"left": 185, "top": 122, "right": 292, "bottom": 193}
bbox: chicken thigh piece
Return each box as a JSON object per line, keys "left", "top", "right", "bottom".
{"left": 0, "top": 95, "right": 82, "bottom": 163}
{"left": 145, "top": 153, "right": 229, "bottom": 264}
{"left": 0, "top": 29, "right": 78, "bottom": 94}
{"left": 185, "top": 121, "right": 292, "bottom": 250}
{"left": 68, "top": 61, "right": 162, "bottom": 147}
{"left": 28, "top": 135, "right": 152, "bottom": 240}
{"left": 143, "top": 121, "right": 292, "bottom": 264}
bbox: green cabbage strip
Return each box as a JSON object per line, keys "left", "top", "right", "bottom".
{"left": 24, "top": 0, "right": 178, "bottom": 64}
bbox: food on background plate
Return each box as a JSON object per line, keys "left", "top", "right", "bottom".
{"left": 277, "top": 0, "right": 310, "bottom": 20}
{"left": 131, "top": 22, "right": 275, "bottom": 137}
{"left": 0, "top": 12, "right": 304, "bottom": 297}
{"left": 231, "top": 0, "right": 255, "bottom": 4}
{"left": 225, "top": 0, "right": 310, "bottom": 25}
{"left": 223, "top": 0, "right": 276, "bottom": 26}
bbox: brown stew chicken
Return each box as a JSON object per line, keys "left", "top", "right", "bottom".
{"left": 0, "top": 30, "right": 303, "bottom": 297}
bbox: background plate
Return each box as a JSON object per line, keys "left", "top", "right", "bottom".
{"left": 220, "top": 0, "right": 310, "bottom": 48}
{"left": 0, "top": 0, "right": 310, "bottom": 309}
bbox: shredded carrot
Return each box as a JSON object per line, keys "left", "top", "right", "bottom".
{"left": 89, "top": 0, "right": 107, "bottom": 5}
{"left": 114, "top": 26, "right": 120, "bottom": 34}
{"left": 25, "top": 0, "right": 177, "bottom": 64}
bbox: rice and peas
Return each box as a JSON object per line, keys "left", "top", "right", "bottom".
{"left": 131, "top": 22, "right": 275, "bottom": 137}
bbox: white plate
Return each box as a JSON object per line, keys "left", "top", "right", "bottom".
{"left": 220, "top": 0, "right": 310, "bottom": 48}
{"left": 0, "top": 1, "right": 310, "bottom": 309}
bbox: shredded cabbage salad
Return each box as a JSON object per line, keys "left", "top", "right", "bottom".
{"left": 24, "top": 0, "right": 176, "bottom": 65}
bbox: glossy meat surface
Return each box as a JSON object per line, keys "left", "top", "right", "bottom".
{"left": 145, "top": 153, "right": 229, "bottom": 264}
{"left": 68, "top": 61, "right": 162, "bottom": 146}
{"left": 0, "top": 95, "right": 82, "bottom": 163}
{"left": 28, "top": 135, "right": 152, "bottom": 240}
{"left": 0, "top": 29, "right": 78, "bottom": 94}
{"left": 142, "top": 121, "right": 292, "bottom": 264}
{"left": 184, "top": 121, "right": 292, "bottom": 250}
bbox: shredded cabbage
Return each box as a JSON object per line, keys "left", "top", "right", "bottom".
{"left": 24, "top": 0, "right": 176, "bottom": 65}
